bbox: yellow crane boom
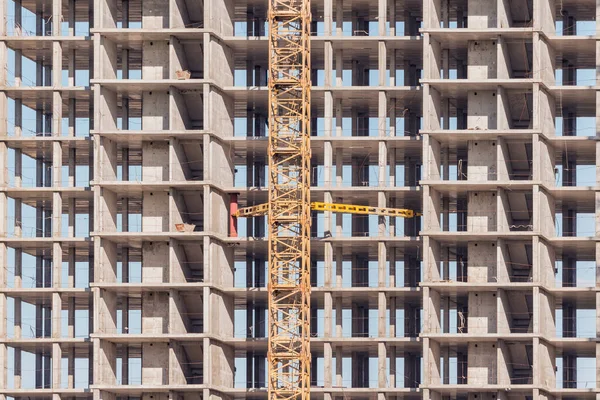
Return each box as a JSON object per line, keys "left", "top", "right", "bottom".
{"left": 234, "top": 201, "right": 418, "bottom": 219}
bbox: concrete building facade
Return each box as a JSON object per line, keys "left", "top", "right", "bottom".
{"left": 0, "top": 0, "right": 598, "bottom": 400}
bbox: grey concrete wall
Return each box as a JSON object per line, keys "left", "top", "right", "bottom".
{"left": 170, "top": 0, "right": 191, "bottom": 28}
{"left": 169, "top": 290, "right": 191, "bottom": 333}
{"left": 97, "top": 0, "right": 118, "bottom": 28}
{"left": 169, "top": 341, "right": 189, "bottom": 384}
{"left": 468, "top": 141, "right": 497, "bottom": 181}
{"left": 467, "top": 342, "right": 497, "bottom": 384}
{"left": 143, "top": 142, "right": 169, "bottom": 181}
{"left": 208, "top": 36, "right": 234, "bottom": 87}
{"left": 143, "top": 92, "right": 170, "bottom": 130}
{"left": 206, "top": 88, "right": 234, "bottom": 137}
{"left": 468, "top": 242, "right": 497, "bottom": 283}
{"left": 468, "top": 0, "right": 497, "bottom": 28}
{"left": 170, "top": 139, "right": 192, "bottom": 181}
{"left": 170, "top": 89, "right": 192, "bottom": 130}
{"left": 96, "top": 239, "right": 118, "bottom": 282}
{"left": 143, "top": 41, "right": 169, "bottom": 79}
{"left": 142, "top": 291, "right": 169, "bottom": 334}
{"left": 143, "top": 0, "right": 169, "bottom": 28}
{"left": 468, "top": 41, "right": 497, "bottom": 79}
{"left": 208, "top": 290, "right": 233, "bottom": 337}
{"left": 170, "top": 38, "right": 189, "bottom": 79}
{"left": 208, "top": 241, "right": 233, "bottom": 286}
{"left": 206, "top": 0, "right": 234, "bottom": 35}
{"left": 143, "top": 192, "right": 169, "bottom": 232}
{"left": 142, "top": 242, "right": 169, "bottom": 282}
{"left": 497, "top": 0, "right": 513, "bottom": 28}
{"left": 467, "top": 92, "right": 497, "bottom": 130}
{"left": 468, "top": 292, "right": 497, "bottom": 333}
{"left": 142, "top": 342, "right": 169, "bottom": 384}
{"left": 468, "top": 192, "right": 497, "bottom": 232}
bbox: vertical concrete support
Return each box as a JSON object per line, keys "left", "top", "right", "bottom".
{"left": 0, "top": 2, "right": 8, "bottom": 395}
{"left": 596, "top": 292, "right": 600, "bottom": 392}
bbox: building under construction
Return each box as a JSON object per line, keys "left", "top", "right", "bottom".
{"left": 0, "top": 0, "right": 599, "bottom": 399}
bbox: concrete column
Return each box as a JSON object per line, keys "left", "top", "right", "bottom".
{"left": 378, "top": 0, "right": 387, "bottom": 35}
{"left": 14, "top": 148, "right": 21, "bottom": 238}
{"left": 596, "top": 292, "right": 600, "bottom": 390}
{"left": 323, "top": 0, "right": 332, "bottom": 35}
{"left": 337, "top": 48, "right": 346, "bottom": 85}
{"left": 388, "top": 0, "right": 396, "bottom": 36}
{"left": 13, "top": 288, "right": 21, "bottom": 389}
{"left": 51, "top": 292, "right": 61, "bottom": 387}
{"left": 335, "top": 345, "right": 342, "bottom": 386}
{"left": 335, "top": 247, "right": 343, "bottom": 287}
{"left": 335, "top": 0, "right": 343, "bottom": 36}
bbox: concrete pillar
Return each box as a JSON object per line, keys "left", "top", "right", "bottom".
{"left": 335, "top": 0, "right": 343, "bottom": 36}
{"left": 388, "top": 0, "right": 396, "bottom": 36}
{"left": 335, "top": 345, "right": 342, "bottom": 386}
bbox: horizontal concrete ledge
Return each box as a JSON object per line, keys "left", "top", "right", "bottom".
{"left": 0, "top": 86, "right": 89, "bottom": 92}
{"left": 90, "top": 231, "right": 225, "bottom": 243}
{"left": 90, "top": 282, "right": 212, "bottom": 291}
{"left": 227, "top": 287, "right": 422, "bottom": 305}
{"left": 90, "top": 334, "right": 423, "bottom": 347}
{"left": 548, "top": 388, "right": 600, "bottom": 396}
{"left": 90, "top": 28, "right": 214, "bottom": 42}
{"left": 0, "top": 389, "right": 91, "bottom": 395}
{"left": 424, "top": 129, "right": 539, "bottom": 141}
{"left": 421, "top": 231, "right": 536, "bottom": 241}
{"left": 0, "top": 339, "right": 92, "bottom": 356}
{"left": 0, "top": 237, "right": 91, "bottom": 245}
{"left": 92, "top": 180, "right": 221, "bottom": 192}
{"left": 89, "top": 27, "right": 422, "bottom": 46}
{"left": 421, "top": 27, "right": 536, "bottom": 41}
{"left": 91, "top": 333, "right": 210, "bottom": 342}
{"left": 423, "top": 384, "right": 536, "bottom": 392}
{"left": 90, "top": 130, "right": 421, "bottom": 145}
{"left": 1, "top": 337, "right": 90, "bottom": 343}
{"left": 226, "top": 35, "right": 423, "bottom": 53}
{"left": 425, "top": 386, "right": 600, "bottom": 398}
{"left": 423, "top": 333, "right": 599, "bottom": 343}
{"left": 420, "top": 180, "right": 540, "bottom": 191}
{"left": 0, "top": 136, "right": 92, "bottom": 143}
{"left": 0, "top": 36, "right": 91, "bottom": 42}
{"left": 91, "top": 385, "right": 422, "bottom": 395}
{"left": 90, "top": 283, "right": 421, "bottom": 291}
{"left": 91, "top": 130, "right": 209, "bottom": 142}
{"left": 4, "top": 188, "right": 93, "bottom": 202}
{"left": 423, "top": 282, "right": 600, "bottom": 292}
{"left": 90, "top": 79, "right": 213, "bottom": 92}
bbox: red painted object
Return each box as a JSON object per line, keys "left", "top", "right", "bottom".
{"left": 229, "top": 193, "right": 238, "bottom": 237}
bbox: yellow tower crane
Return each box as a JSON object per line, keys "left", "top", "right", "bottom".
{"left": 248, "top": 1, "right": 419, "bottom": 399}
{"left": 267, "top": 0, "right": 312, "bottom": 399}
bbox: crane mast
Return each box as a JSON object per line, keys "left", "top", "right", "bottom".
{"left": 267, "top": 0, "right": 311, "bottom": 399}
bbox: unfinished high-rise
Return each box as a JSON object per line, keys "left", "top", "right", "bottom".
{"left": 0, "top": 0, "right": 598, "bottom": 399}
